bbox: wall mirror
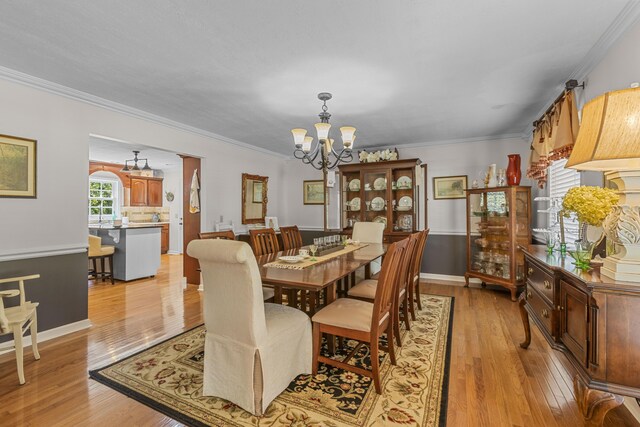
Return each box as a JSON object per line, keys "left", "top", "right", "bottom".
{"left": 242, "top": 173, "right": 268, "bottom": 224}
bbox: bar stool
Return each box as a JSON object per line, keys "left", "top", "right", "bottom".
{"left": 88, "top": 235, "right": 115, "bottom": 284}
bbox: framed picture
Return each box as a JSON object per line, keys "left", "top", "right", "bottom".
{"left": 433, "top": 175, "right": 467, "bottom": 200}
{"left": 303, "top": 180, "right": 325, "bottom": 205}
{"left": 0, "top": 134, "right": 37, "bottom": 198}
{"left": 252, "top": 181, "right": 263, "bottom": 203}
{"left": 264, "top": 216, "right": 279, "bottom": 230}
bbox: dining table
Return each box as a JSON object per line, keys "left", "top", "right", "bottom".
{"left": 256, "top": 243, "right": 388, "bottom": 315}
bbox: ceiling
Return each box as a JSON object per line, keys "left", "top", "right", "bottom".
{"left": 0, "top": 1, "right": 635, "bottom": 154}
{"left": 89, "top": 135, "right": 181, "bottom": 170}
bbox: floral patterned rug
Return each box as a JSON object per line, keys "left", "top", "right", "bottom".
{"left": 89, "top": 294, "right": 454, "bottom": 426}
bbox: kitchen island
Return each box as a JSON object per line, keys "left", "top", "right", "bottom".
{"left": 89, "top": 223, "right": 163, "bottom": 281}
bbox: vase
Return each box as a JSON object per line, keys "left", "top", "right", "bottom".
{"left": 487, "top": 164, "right": 497, "bottom": 187}
{"left": 506, "top": 154, "right": 522, "bottom": 186}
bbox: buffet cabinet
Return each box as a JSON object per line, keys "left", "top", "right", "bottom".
{"left": 520, "top": 246, "right": 640, "bottom": 426}
{"left": 337, "top": 159, "right": 424, "bottom": 243}
{"left": 465, "top": 186, "right": 531, "bottom": 301}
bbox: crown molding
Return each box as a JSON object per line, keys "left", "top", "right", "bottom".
{"left": 0, "top": 66, "right": 289, "bottom": 159}
{"left": 361, "top": 133, "right": 526, "bottom": 151}
{"left": 521, "top": 0, "right": 640, "bottom": 138}
{"left": 569, "top": 0, "right": 640, "bottom": 82}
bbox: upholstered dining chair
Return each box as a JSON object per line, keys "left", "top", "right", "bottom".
{"left": 187, "top": 239, "right": 312, "bottom": 415}
{"left": 198, "top": 230, "right": 236, "bottom": 240}
{"left": 88, "top": 235, "right": 115, "bottom": 284}
{"left": 352, "top": 222, "right": 385, "bottom": 244}
{"left": 280, "top": 225, "right": 303, "bottom": 251}
{"left": 408, "top": 229, "right": 430, "bottom": 319}
{"left": 249, "top": 228, "right": 280, "bottom": 256}
{"left": 198, "top": 230, "right": 274, "bottom": 302}
{"left": 0, "top": 274, "right": 41, "bottom": 385}
{"left": 311, "top": 239, "right": 406, "bottom": 394}
{"left": 347, "top": 233, "right": 418, "bottom": 346}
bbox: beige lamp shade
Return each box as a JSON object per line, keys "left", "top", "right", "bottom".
{"left": 340, "top": 126, "right": 356, "bottom": 147}
{"left": 302, "top": 136, "right": 313, "bottom": 153}
{"left": 567, "top": 87, "right": 640, "bottom": 171}
{"left": 315, "top": 122, "right": 331, "bottom": 141}
{"left": 291, "top": 128, "right": 307, "bottom": 147}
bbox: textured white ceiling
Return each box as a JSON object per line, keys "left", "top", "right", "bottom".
{"left": 89, "top": 135, "right": 181, "bottom": 170}
{"left": 0, "top": 1, "right": 633, "bottom": 154}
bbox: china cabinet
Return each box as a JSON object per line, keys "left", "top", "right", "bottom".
{"left": 465, "top": 186, "right": 531, "bottom": 301}
{"left": 338, "top": 159, "right": 424, "bottom": 242}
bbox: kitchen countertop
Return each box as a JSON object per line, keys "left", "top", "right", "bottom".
{"left": 89, "top": 222, "right": 168, "bottom": 230}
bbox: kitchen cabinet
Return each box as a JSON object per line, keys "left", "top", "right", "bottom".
{"left": 161, "top": 223, "right": 169, "bottom": 254}
{"left": 129, "top": 177, "right": 163, "bottom": 207}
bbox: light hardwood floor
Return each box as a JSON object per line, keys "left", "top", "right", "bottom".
{"left": 0, "top": 256, "right": 637, "bottom": 426}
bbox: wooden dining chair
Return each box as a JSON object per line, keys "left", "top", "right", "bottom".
{"left": 0, "top": 274, "right": 41, "bottom": 385}
{"left": 280, "top": 225, "right": 303, "bottom": 250}
{"left": 199, "top": 230, "right": 236, "bottom": 240}
{"left": 311, "top": 239, "right": 406, "bottom": 394}
{"left": 249, "top": 228, "right": 280, "bottom": 256}
{"left": 347, "top": 233, "right": 418, "bottom": 347}
{"left": 408, "top": 229, "right": 430, "bottom": 319}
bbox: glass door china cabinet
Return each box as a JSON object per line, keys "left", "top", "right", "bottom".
{"left": 465, "top": 186, "right": 531, "bottom": 301}
{"left": 338, "top": 159, "right": 423, "bottom": 242}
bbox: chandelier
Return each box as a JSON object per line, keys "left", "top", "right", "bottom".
{"left": 120, "top": 150, "right": 152, "bottom": 172}
{"left": 291, "top": 92, "right": 356, "bottom": 171}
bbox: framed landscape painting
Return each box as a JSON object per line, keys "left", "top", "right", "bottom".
{"left": 0, "top": 134, "right": 37, "bottom": 198}
{"left": 433, "top": 175, "right": 467, "bottom": 200}
{"left": 303, "top": 180, "right": 325, "bottom": 205}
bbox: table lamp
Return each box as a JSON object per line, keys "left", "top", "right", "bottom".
{"left": 566, "top": 86, "right": 640, "bottom": 282}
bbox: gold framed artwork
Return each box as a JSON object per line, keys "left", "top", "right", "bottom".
{"left": 0, "top": 134, "right": 37, "bottom": 198}
{"left": 433, "top": 175, "right": 467, "bottom": 200}
{"left": 303, "top": 180, "right": 325, "bottom": 205}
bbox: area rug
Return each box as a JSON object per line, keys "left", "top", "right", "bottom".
{"left": 89, "top": 294, "right": 454, "bottom": 426}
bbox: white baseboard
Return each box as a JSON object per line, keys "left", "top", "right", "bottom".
{"left": 420, "top": 272, "right": 482, "bottom": 285}
{"left": 0, "top": 319, "right": 92, "bottom": 355}
{"left": 625, "top": 397, "right": 640, "bottom": 422}
{"left": 167, "top": 250, "right": 182, "bottom": 255}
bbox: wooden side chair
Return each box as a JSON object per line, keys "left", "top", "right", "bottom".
{"left": 199, "top": 230, "right": 276, "bottom": 301}
{"left": 199, "top": 230, "right": 236, "bottom": 240}
{"left": 347, "top": 233, "right": 418, "bottom": 346}
{"left": 311, "top": 239, "right": 407, "bottom": 394}
{"left": 0, "top": 274, "right": 41, "bottom": 385}
{"left": 249, "top": 228, "right": 280, "bottom": 256}
{"left": 88, "top": 235, "right": 115, "bottom": 284}
{"left": 280, "top": 225, "right": 303, "bottom": 250}
{"left": 408, "top": 229, "right": 430, "bottom": 319}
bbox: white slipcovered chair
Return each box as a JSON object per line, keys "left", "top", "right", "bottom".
{"left": 353, "top": 222, "right": 385, "bottom": 276}
{"left": 0, "top": 274, "right": 41, "bottom": 385}
{"left": 187, "top": 239, "right": 312, "bottom": 416}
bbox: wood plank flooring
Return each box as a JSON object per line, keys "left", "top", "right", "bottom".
{"left": 0, "top": 256, "right": 637, "bottom": 426}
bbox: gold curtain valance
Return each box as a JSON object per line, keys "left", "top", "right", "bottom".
{"left": 526, "top": 90, "right": 580, "bottom": 188}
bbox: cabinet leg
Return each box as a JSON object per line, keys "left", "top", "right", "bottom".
{"left": 574, "top": 375, "right": 623, "bottom": 427}
{"left": 510, "top": 287, "right": 517, "bottom": 301}
{"left": 464, "top": 274, "right": 469, "bottom": 288}
{"left": 518, "top": 292, "right": 531, "bottom": 349}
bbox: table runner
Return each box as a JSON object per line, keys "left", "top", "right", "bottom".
{"left": 264, "top": 243, "right": 369, "bottom": 270}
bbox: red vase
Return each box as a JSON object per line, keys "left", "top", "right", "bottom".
{"left": 506, "top": 154, "right": 521, "bottom": 186}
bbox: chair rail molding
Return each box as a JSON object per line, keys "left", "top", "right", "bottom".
{"left": 0, "top": 243, "right": 87, "bottom": 262}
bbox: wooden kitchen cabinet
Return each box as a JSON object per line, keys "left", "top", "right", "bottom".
{"left": 161, "top": 224, "right": 169, "bottom": 254}
{"left": 147, "top": 179, "right": 163, "bottom": 207}
{"left": 129, "top": 177, "right": 163, "bottom": 207}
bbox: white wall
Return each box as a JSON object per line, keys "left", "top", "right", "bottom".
{"left": 279, "top": 161, "right": 325, "bottom": 229}
{"left": 0, "top": 77, "right": 285, "bottom": 257}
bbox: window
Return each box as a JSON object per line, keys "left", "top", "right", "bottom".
{"left": 548, "top": 159, "right": 581, "bottom": 245}
{"left": 89, "top": 178, "right": 119, "bottom": 219}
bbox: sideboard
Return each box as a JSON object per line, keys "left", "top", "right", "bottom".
{"left": 519, "top": 245, "right": 640, "bottom": 427}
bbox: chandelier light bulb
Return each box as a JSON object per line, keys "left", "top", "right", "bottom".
{"left": 315, "top": 122, "right": 331, "bottom": 141}
{"left": 302, "top": 136, "right": 313, "bottom": 153}
{"left": 291, "top": 128, "right": 307, "bottom": 147}
{"left": 340, "top": 127, "right": 356, "bottom": 147}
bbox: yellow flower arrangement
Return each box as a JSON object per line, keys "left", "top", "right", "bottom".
{"left": 562, "top": 186, "right": 619, "bottom": 226}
